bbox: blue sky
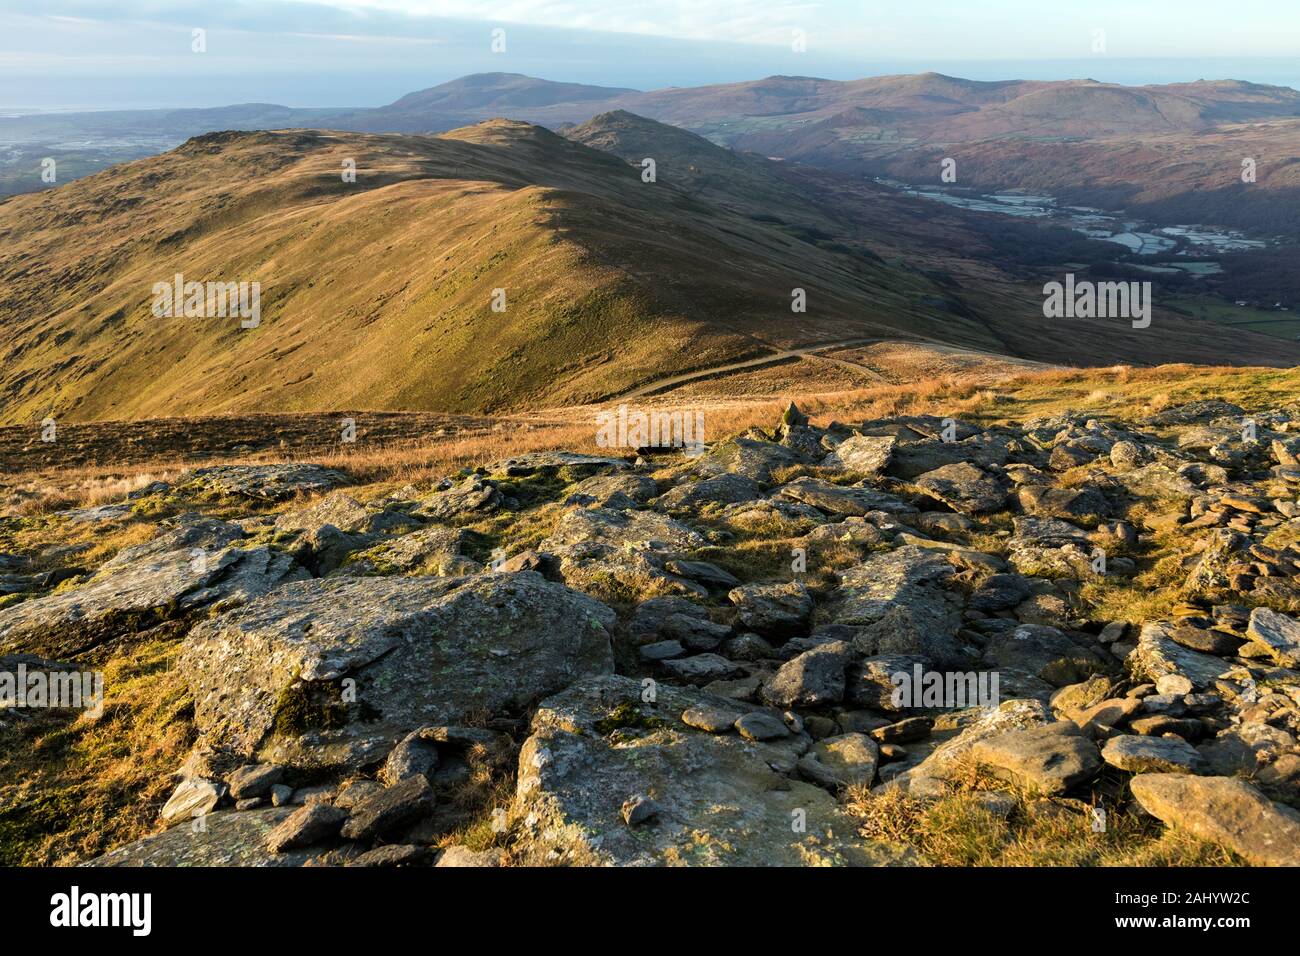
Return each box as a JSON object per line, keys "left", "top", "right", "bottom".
{"left": 3, "top": 0, "right": 1298, "bottom": 109}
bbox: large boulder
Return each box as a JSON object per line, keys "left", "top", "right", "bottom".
{"left": 727, "top": 581, "right": 813, "bottom": 638}
{"left": 967, "top": 721, "right": 1102, "bottom": 794}
{"left": 181, "top": 571, "right": 616, "bottom": 770}
{"left": 777, "top": 477, "right": 917, "bottom": 517}
{"left": 1129, "top": 774, "right": 1300, "bottom": 866}
{"left": 87, "top": 807, "right": 313, "bottom": 867}
{"left": 822, "top": 435, "right": 895, "bottom": 476}
{"left": 913, "top": 463, "right": 1007, "bottom": 514}
{"left": 831, "top": 547, "right": 965, "bottom": 665}
{"left": 0, "top": 516, "right": 305, "bottom": 657}
{"left": 694, "top": 436, "right": 807, "bottom": 485}
{"left": 512, "top": 675, "right": 905, "bottom": 866}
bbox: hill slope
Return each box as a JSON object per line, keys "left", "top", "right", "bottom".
{"left": 0, "top": 121, "right": 983, "bottom": 423}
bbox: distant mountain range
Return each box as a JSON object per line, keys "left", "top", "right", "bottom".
{"left": 6, "top": 70, "right": 1299, "bottom": 237}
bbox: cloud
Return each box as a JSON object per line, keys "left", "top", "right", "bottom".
{"left": 260, "top": 0, "right": 822, "bottom": 46}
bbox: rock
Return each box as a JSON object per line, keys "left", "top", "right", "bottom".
{"left": 822, "top": 435, "right": 896, "bottom": 476}
{"left": 566, "top": 474, "right": 658, "bottom": 508}
{"left": 160, "top": 778, "right": 224, "bottom": 827}
{"left": 339, "top": 775, "right": 436, "bottom": 842}
{"left": 266, "top": 802, "right": 349, "bottom": 853}
{"left": 338, "top": 526, "right": 481, "bottom": 577}
{"left": 381, "top": 730, "right": 442, "bottom": 785}
{"left": 349, "top": 844, "right": 429, "bottom": 867}
{"left": 727, "top": 581, "right": 812, "bottom": 638}
{"left": 1145, "top": 400, "right": 1245, "bottom": 426}
{"left": 968, "top": 721, "right": 1101, "bottom": 794}
{"left": 694, "top": 437, "right": 806, "bottom": 485}
{"left": 181, "top": 571, "right": 615, "bottom": 770}
{"left": 660, "top": 654, "right": 742, "bottom": 685}
{"left": 968, "top": 573, "right": 1032, "bottom": 612}
{"left": 885, "top": 699, "right": 1051, "bottom": 794}
{"left": 270, "top": 784, "right": 293, "bottom": 807}
{"left": 655, "top": 474, "right": 762, "bottom": 510}
{"left": 436, "top": 845, "right": 504, "bottom": 867}
{"left": 1245, "top": 607, "right": 1300, "bottom": 667}
{"left": 227, "top": 764, "right": 285, "bottom": 801}
{"left": 1129, "top": 774, "right": 1300, "bottom": 866}
{"left": 1155, "top": 674, "right": 1195, "bottom": 697}
{"left": 798, "top": 733, "right": 880, "bottom": 789}
{"left": 513, "top": 675, "right": 901, "bottom": 865}
{"left": 0, "top": 517, "right": 305, "bottom": 657}
{"left": 833, "top": 548, "right": 964, "bottom": 665}
{"left": 982, "top": 625, "right": 1110, "bottom": 687}
{"left": 870, "top": 717, "right": 934, "bottom": 744}
{"left": 913, "top": 462, "right": 1008, "bottom": 514}
{"left": 621, "top": 795, "right": 661, "bottom": 826}
{"left": 1102, "top": 735, "right": 1203, "bottom": 773}
{"left": 1017, "top": 484, "right": 1111, "bottom": 520}
{"left": 1132, "top": 622, "right": 1234, "bottom": 690}
{"left": 734, "top": 711, "right": 791, "bottom": 741}
{"left": 778, "top": 477, "right": 916, "bottom": 517}
{"left": 487, "top": 452, "right": 629, "bottom": 477}
{"left": 681, "top": 703, "right": 744, "bottom": 733}
{"left": 663, "top": 559, "right": 741, "bottom": 588}
{"left": 180, "top": 464, "right": 351, "bottom": 501}
{"left": 639, "top": 640, "right": 685, "bottom": 661}
{"left": 761, "top": 641, "right": 852, "bottom": 708}
{"left": 89, "top": 807, "right": 311, "bottom": 867}
{"left": 1168, "top": 624, "right": 1244, "bottom": 656}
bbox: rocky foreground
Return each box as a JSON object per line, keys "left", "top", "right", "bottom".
{"left": 3, "top": 399, "right": 1300, "bottom": 866}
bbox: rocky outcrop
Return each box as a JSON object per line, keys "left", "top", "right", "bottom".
{"left": 181, "top": 571, "right": 616, "bottom": 769}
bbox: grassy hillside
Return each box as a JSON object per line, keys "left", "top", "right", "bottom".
{"left": 0, "top": 122, "right": 981, "bottom": 423}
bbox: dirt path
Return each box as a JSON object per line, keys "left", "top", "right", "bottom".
{"left": 615, "top": 338, "right": 887, "bottom": 400}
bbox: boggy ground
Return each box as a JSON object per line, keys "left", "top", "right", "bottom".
{"left": 1, "top": 366, "right": 1299, "bottom": 866}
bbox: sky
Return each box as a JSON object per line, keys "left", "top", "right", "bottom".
{"left": 3, "top": 0, "right": 1299, "bottom": 109}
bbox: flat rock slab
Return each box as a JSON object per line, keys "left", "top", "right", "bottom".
{"left": 486, "top": 452, "right": 629, "bottom": 477}
{"left": 181, "top": 571, "right": 615, "bottom": 770}
{"left": 87, "top": 807, "right": 313, "bottom": 867}
{"left": 833, "top": 547, "right": 963, "bottom": 665}
{"left": 913, "top": 462, "right": 1007, "bottom": 514}
{"left": 542, "top": 507, "right": 705, "bottom": 553}
{"left": 0, "top": 517, "right": 304, "bottom": 656}
{"left": 1102, "top": 734, "right": 1203, "bottom": 774}
{"left": 513, "top": 675, "right": 907, "bottom": 866}
{"left": 1130, "top": 773, "right": 1300, "bottom": 866}
{"left": 968, "top": 721, "right": 1101, "bottom": 794}
{"left": 180, "top": 464, "right": 351, "bottom": 501}
{"left": 778, "top": 476, "right": 917, "bottom": 516}
{"left": 1132, "top": 622, "right": 1235, "bottom": 690}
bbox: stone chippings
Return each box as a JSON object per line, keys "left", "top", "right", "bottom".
{"left": 10, "top": 402, "right": 1293, "bottom": 867}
